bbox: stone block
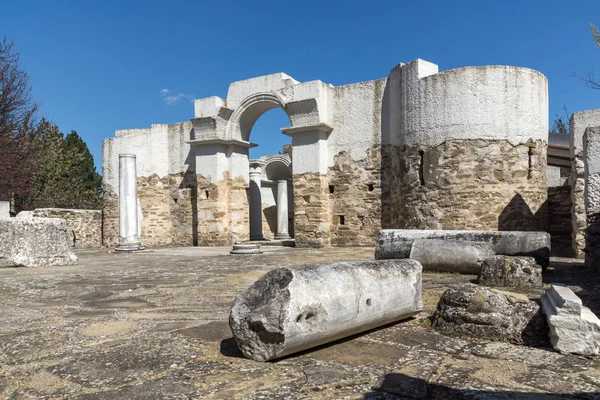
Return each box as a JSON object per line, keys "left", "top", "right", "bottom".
{"left": 409, "top": 239, "right": 494, "bottom": 274}
{"left": 432, "top": 285, "right": 546, "bottom": 345}
{"left": 376, "top": 229, "right": 551, "bottom": 268}
{"left": 0, "top": 217, "right": 78, "bottom": 267}
{"left": 478, "top": 256, "right": 542, "bottom": 288}
{"left": 0, "top": 201, "right": 9, "bottom": 219}
{"left": 229, "top": 259, "right": 423, "bottom": 361}
{"left": 541, "top": 284, "right": 600, "bottom": 355}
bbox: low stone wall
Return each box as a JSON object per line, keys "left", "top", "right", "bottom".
{"left": 547, "top": 185, "right": 573, "bottom": 257}
{"left": 32, "top": 208, "right": 102, "bottom": 248}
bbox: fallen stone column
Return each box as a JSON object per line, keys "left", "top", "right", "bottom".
{"left": 376, "top": 229, "right": 551, "bottom": 268}
{"left": 0, "top": 217, "right": 78, "bottom": 267}
{"left": 409, "top": 239, "right": 494, "bottom": 274}
{"left": 541, "top": 284, "right": 600, "bottom": 355}
{"left": 229, "top": 259, "right": 423, "bottom": 361}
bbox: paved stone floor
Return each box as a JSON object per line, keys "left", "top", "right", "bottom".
{"left": 1, "top": 246, "right": 600, "bottom": 399}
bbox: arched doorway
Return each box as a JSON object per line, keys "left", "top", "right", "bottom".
{"left": 249, "top": 155, "right": 293, "bottom": 241}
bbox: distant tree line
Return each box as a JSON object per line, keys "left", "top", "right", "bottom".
{"left": 0, "top": 37, "right": 101, "bottom": 214}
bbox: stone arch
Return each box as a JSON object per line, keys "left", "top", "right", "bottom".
{"left": 263, "top": 155, "right": 292, "bottom": 180}
{"left": 226, "top": 92, "right": 290, "bottom": 142}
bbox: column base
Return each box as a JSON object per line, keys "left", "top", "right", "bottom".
{"left": 250, "top": 234, "right": 266, "bottom": 241}
{"left": 275, "top": 233, "right": 291, "bottom": 240}
{"left": 115, "top": 242, "right": 144, "bottom": 252}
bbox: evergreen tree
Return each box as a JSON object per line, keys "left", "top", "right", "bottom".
{"left": 24, "top": 119, "right": 102, "bottom": 209}
{"left": 63, "top": 130, "right": 102, "bottom": 208}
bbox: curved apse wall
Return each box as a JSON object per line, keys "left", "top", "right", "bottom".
{"left": 382, "top": 61, "right": 549, "bottom": 231}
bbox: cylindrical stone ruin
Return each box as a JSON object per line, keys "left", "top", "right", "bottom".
{"left": 116, "top": 154, "right": 142, "bottom": 251}
{"left": 409, "top": 239, "right": 495, "bottom": 274}
{"left": 229, "top": 259, "right": 423, "bottom": 361}
{"left": 375, "top": 229, "right": 551, "bottom": 268}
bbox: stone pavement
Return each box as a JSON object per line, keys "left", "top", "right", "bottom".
{"left": 0, "top": 247, "right": 599, "bottom": 399}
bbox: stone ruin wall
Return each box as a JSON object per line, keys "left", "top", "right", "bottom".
{"left": 292, "top": 173, "right": 331, "bottom": 248}
{"left": 101, "top": 61, "right": 549, "bottom": 249}
{"left": 570, "top": 110, "right": 600, "bottom": 258}
{"left": 102, "top": 172, "right": 196, "bottom": 247}
{"left": 381, "top": 140, "right": 547, "bottom": 232}
{"left": 196, "top": 173, "right": 249, "bottom": 246}
{"left": 32, "top": 208, "right": 102, "bottom": 248}
{"left": 327, "top": 147, "right": 382, "bottom": 246}
{"left": 547, "top": 184, "right": 573, "bottom": 257}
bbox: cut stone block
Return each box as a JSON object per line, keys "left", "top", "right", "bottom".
{"left": 478, "top": 256, "right": 542, "bottom": 288}
{"left": 432, "top": 285, "right": 546, "bottom": 345}
{"left": 409, "top": 239, "right": 494, "bottom": 274}
{"left": 229, "top": 259, "right": 423, "bottom": 361}
{"left": 541, "top": 284, "right": 600, "bottom": 355}
{"left": 230, "top": 243, "right": 263, "bottom": 254}
{"left": 0, "top": 201, "right": 9, "bottom": 219}
{"left": 0, "top": 217, "right": 78, "bottom": 267}
{"left": 376, "top": 229, "right": 551, "bottom": 268}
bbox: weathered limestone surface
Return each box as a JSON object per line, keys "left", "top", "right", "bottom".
{"left": 328, "top": 148, "right": 381, "bottom": 247}
{"left": 541, "top": 284, "right": 600, "bottom": 355}
{"left": 409, "top": 239, "right": 494, "bottom": 274}
{"left": 32, "top": 208, "right": 102, "bottom": 248}
{"left": 376, "top": 229, "right": 551, "bottom": 268}
{"left": 293, "top": 173, "right": 330, "bottom": 248}
{"left": 478, "top": 256, "right": 543, "bottom": 288}
{"left": 383, "top": 140, "right": 547, "bottom": 232}
{"left": 547, "top": 185, "right": 573, "bottom": 257}
{"left": 432, "top": 285, "right": 546, "bottom": 345}
{"left": 0, "top": 218, "right": 78, "bottom": 267}
{"left": 0, "top": 201, "right": 9, "bottom": 219}
{"left": 2, "top": 247, "right": 600, "bottom": 398}
{"left": 229, "top": 259, "right": 423, "bottom": 361}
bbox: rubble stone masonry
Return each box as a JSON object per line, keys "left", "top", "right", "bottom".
{"left": 327, "top": 147, "right": 382, "bottom": 246}
{"left": 383, "top": 139, "right": 547, "bottom": 232}
{"left": 33, "top": 208, "right": 102, "bottom": 248}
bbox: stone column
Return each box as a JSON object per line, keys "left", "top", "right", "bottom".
{"left": 249, "top": 161, "right": 264, "bottom": 241}
{"left": 116, "top": 154, "right": 142, "bottom": 251}
{"left": 275, "top": 179, "right": 291, "bottom": 239}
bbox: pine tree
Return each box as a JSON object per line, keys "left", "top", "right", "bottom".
{"left": 24, "top": 120, "right": 102, "bottom": 209}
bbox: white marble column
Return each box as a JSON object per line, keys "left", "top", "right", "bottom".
{"left": 116, "top": 154, "right": 143, "bottom": 251}
{"left": 276, "top": 179, "right": 291, "bottom": 239}
{"left": 249, "top": 161, "right": 264, "bottom": 241}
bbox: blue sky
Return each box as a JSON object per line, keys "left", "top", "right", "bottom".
{"left": 2, "top": 0, "right": 599, "bottom": 171}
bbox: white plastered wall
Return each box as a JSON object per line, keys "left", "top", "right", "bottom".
{"left": 102, "top": 123, "right": 191, "bottom": 189}
{"left": 386, "top": 59, "right": 548, "bottom": 147}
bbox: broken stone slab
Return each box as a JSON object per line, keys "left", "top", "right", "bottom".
{"left": 478, "top": 256, "right": 543, "bottom": 288}
{"left": 432, "top": 284, "right": 546, "bottom": 345}
{"left": 409, "top": 239, "right": 494, "bottom": 274}
{"left": 230, "top": 243, "right": 263, "bottom": 254}
{"left": 229, "top": 259, "right": 423, "bottom": 361}
{"left": 541, "top": 284, "right": 600, "bottom": 355}
{"left": 376, "top": 229, "right": 551, "bottom": 268}
{"left": 0, "top": 217, "right": 78, "bottom": 267}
